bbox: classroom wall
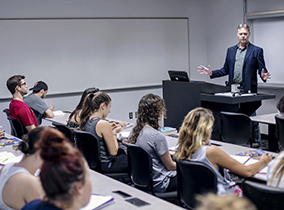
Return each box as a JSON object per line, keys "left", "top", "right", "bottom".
{"left": 1, "top": 0, "right": 283, "bottom": 135}
{"left": 0, "top": 0, "right": 209, "bottom": 133}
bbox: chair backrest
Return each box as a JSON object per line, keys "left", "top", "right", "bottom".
{"left": 275, "top": 115, "right": 284, "bottom": 151}
{"left": 52, "top": 122, "right": 75, "bottom": 145}
{"left": 7, "top": 116, "right": 27, "bottom": 139}
{"left": 3, "top": 108, "right": 9, "bottom": 117}
{"left": 177, "top": 159, "right": 217, "bottom": 209}
{"left": 243, "top": 180, "right": 284, "bottom": 210}
{"left": 220, "top": 111, "right": 252, "bottom": 146}
{"left": 127, "top": 144, "right": 154, "bottom": 194}
{"left": 31, "top": 108, "right": 43, "bottom": 125}
{"left": 72, "top": 129, "right": 101, "bottom": 171}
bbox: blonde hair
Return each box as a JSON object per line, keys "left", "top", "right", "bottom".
{"left": 175, "top": 107, "right": 214, "bottom": 162}
{"left": 267, "top": 150, "right": 284, "bottom": 187}
{"left": 195, "top": 193, "right": 257, "bottom": 210}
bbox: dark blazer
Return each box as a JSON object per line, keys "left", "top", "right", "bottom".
{"left": 211, "top": 43, "right": 267, "bottom": 93}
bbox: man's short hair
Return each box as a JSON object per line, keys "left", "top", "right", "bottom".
{"left": 237, "top": 23, "right": 250, "bottom": 33}
{"left": 6, "top": 75, "right": 25, "bottom": 95}
{"left": 29, "top": 81, "right": 48, "bottom": 93}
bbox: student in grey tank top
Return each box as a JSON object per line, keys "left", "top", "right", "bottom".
{"left": 175, "top": 107, "right": 272, "bottom": 195}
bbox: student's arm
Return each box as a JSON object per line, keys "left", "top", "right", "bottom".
{"left": 97, "top": 120, "right": 122, "bottom": 156}
{"left": 25, "top": 124, "right": 36, "bottom": 132}
{"left": 160, "top": 151, "right": 176, "bottom": 171}
{"left": 44, "top": 108, "right": 54, "bottom": 118}
{"left": 206, "top": 145, "right": 272, "bottom": 177}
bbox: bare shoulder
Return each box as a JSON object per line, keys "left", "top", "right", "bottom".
{"left": 8, "top": 172, "right": 40, "bottom": 187}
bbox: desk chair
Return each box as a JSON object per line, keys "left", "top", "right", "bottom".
{"left": 243, "top": 180, "right": 284, "bottom": 210}
{"left": 3, "top": 108, "right": 9, "bottom": 117}
{"left": 52, "top": 122, "right": 76, "bottom": 146}
{"left": 73, "top": 129, "right": 128, "bottom": 180}
{"left": 275, "top": 115, "right": 284, "bottom": 151}
{"left": 127, "top": 143, "right": 177, "bottom": 201}
{"left": 7, "top": 116, "right": 27, "bottom": 139}
{"left": 31, "top": 108, "right": 43, "bottom": 125}
{"left": 3, "top": 108, "right": 27, "bottom": 138}
{"left": 177, "top": 160, "right": 217, "bottom": 209}
{"left": 220, "top": 111, "right": 253, "bottom": 147}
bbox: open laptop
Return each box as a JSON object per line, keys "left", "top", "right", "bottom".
{"left": 168, "top": 70, "right": 190, "bottom": 82}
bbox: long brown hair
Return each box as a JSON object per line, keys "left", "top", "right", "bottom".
{"left": 79, "top": 91, "right": 111, "bottom": 130}
{"left": 175, "top": 107, "right": 214, "bottom": 162}
{"left": 69, "top": 87, "right": 99, "bottom": 124}
{"left": 128, "top": 93, "right": 166, "bottom": 144}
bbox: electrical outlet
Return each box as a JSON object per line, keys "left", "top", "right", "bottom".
{"left": 129, "top": 112, "right": 133, "bottom": 119}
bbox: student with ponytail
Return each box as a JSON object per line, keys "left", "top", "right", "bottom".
{"left": 0, "top": 127, "right": 45, "bottom": 210}
{"left": 79, "top": 91, "right": 128, "bottom": 173}
{"left": 22, "top": 127, "right": 92, "bottom": 210}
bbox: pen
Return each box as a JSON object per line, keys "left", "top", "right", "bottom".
{"left": 243, "top": 156, "right": 252, "bottom": 165}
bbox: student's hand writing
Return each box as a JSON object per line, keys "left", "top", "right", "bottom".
{"left": 260, "top": 153, "right": 273, "bottom": 166}
{"left": 198, "top": 65, "right": 212, "bottom": 76}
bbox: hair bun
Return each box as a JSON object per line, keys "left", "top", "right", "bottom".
{"left": 39, "top": 128, "right": 68, "bottom": 162}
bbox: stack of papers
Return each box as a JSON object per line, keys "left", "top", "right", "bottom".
{"left": 0, "top": 151, "right": 23, "bottom": 165}
{"left": 214, "top": 92, "right": 256, "bottom": 97}
{"left": 230, "top": 155, "right": 267, "bottom": 174}
{"left": 80, "top": 194, "right": 115, "bottom": 210}
{"left": 53, "top": 110, "right": 65, "bottom": 116}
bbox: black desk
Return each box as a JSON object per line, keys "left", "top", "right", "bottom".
{"left": 163, "top": 80, "right": 275, "bottom": 140}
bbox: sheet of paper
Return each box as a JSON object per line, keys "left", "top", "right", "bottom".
{"left": 230, "top": 155, "right": 251, "bottom": 164}
{"left": 80, "top": 194, "right": 115, "bottom": 210}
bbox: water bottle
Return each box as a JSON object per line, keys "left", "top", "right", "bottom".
{"left": 0, "top": 125, "right": 5, "bottom": 139}
{"left": 0, "top": 126, "right": 5, "bottom": 147}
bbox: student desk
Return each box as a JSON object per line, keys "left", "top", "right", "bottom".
{"left": 166, "top": 135, "right": 278, "bottom": 182}
{"left": 250, "top": 113, "right": 277, "bottom": 152}
{"left": 44, "top": 112, "right": 70, "bottom": 125}
{"left": 0, "top": 133, "right": 183, "bottom": 210}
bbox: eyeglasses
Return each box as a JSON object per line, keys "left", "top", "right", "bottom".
{"left": 20, "top": 82, "right": 27, "bottom": 86}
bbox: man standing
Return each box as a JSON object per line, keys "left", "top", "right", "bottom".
{"left": 6, "top": 75, "right": 38, "bottom": 132}
{"left": 198, "top": 24, "right": 271, "bottom": 146}
{"left": 24, "top": 81, "right": 55, "bottom": 125}
{"left": 198, "top": 24, "right": 271, "bottom": 93}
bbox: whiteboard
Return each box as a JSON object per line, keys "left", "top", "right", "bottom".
{"left": 253, "top": 17, "right": 284, "bottom": 84}
{"left": 0, "top": 18, "right": 189, "bottom": 98}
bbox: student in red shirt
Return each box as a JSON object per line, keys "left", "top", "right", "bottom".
{"left": 6, "top": 75, "right": 38, "bottom": 133}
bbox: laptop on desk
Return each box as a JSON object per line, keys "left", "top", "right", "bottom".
{"left": 168, "top": 70, "right": 189, "bottom": 82}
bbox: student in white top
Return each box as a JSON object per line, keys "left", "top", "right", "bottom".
{"left": 0, "top": 127, "right": 45, "bottom": 210}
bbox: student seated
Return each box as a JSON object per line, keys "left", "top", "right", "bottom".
{"left": 175, "top": 107, "right": 272, "bottom": 195}
{"left": 127, "top": 94, "right": 176, "bottom": 193}
{"left": 6, "top": 75, "right": 38, "bottom": 132}
{"left": 67, "top": 87, "right": 126, "bottom": 129}
{"left": 79, "top": 91, "right": 128, "bottom": 173}
{"left": 276, "top": 94, "right": 284, "bottom": 117}
{"left": 195, "top": 193, "right": 257, "bottom": 210}
{"left": 0, "top": 127, "right": 45, "bottom": 210}
{"left": 267, "top": 150, "right": 284, "bottom": 188}
{"left": 67, "top": 87, "right": 100, "bottom": 128}
{"left": 22, "top": 127, "right": 92, "bottom": 210}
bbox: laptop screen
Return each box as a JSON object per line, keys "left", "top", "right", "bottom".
{"left": 168, "top": 70, "right": 189, "bottom": 82}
